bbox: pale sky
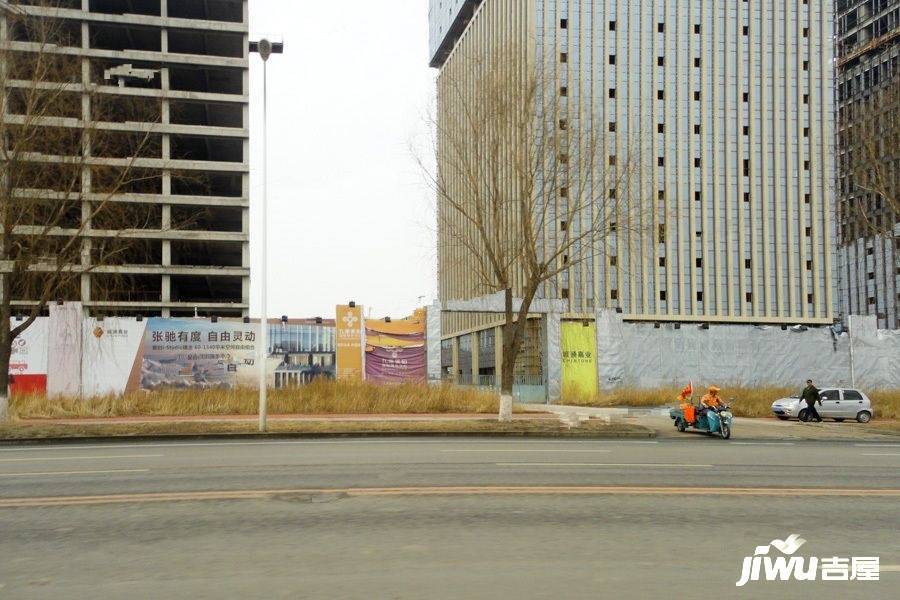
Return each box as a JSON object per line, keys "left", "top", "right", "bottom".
{"left": 248, "top": 1, "right": 437, "bottom": 321}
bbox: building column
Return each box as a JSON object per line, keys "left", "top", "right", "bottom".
{"left": 160, "top": 63, "right": 171, "bottom": 318}
{"left": 493, "top": 325, "right": 503, "bottom": 389}
{"left": 79, "top": 10, "right": 91, "bottom": 317}
{"left": 471, "top": 330, "right": 480, "bottom": 385}
{"left": 543, "top": 314, "right": 562, "bottom": 403}
{"left": 425, "top": 304, "right": 442, "bottom": 382}
{"left": 450, "top": 336, "right": 460, "bottom": 384}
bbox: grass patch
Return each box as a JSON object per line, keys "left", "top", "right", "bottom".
{"left": 562, "top": 386, "right": 900, "bottom": 420}
{"left": 0, "top": 419, "right": 653, "bottom": 441}
{"left": 9, "top": 380, "right": 506, "bottom": 420}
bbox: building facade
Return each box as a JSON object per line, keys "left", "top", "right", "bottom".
{"left": 2, "top": 0, "right": 249, "bottom": 318}
{"left": 267, "top": 318, "right": 336, "bottom": 388}
{"left": 835, "top": 0, "right": 899, "bottom": 329}
{"left": 431, "top": 0, "right": 837, "bottom": 337}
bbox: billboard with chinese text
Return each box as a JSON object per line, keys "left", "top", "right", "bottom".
{"left": 140, "top": 318, "right": 260, "bottom": 390}
{"left": 336, "top": 305, "right": 364, "bottom": 379}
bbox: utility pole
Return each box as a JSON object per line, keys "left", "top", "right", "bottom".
{"left": 250, "top": 38, "right": 283, "bottom": 432}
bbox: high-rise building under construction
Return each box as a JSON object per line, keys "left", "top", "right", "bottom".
{"left": 2, "top": 0, "right": 249, "bottom": 317}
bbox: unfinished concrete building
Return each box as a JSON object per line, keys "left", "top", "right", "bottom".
{"left": 2, "top": 0, "right": 249, "bottom": 317}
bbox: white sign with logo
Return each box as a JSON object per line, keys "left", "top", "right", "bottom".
{"left": 736, "top": 534, "right": 879, "bottom": 586}
{"left": 81, "top": 317, "right": 148, "bottom": 397}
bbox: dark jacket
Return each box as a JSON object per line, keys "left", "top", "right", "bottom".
{"left": 800, "top": 385, "right": 821, "bottom": 405}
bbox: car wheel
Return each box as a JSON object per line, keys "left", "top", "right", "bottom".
{"left": 676, "top": 419, "right": 686, "bottom": 432}
{"left": 798, "top": 408, "right": 810, "bottom": 422}
{"left": 856, "top": 411, "right": 872, "bottom": 424}
{"left": 833, "top": 418, "right": 845, "bottom": 423}
{"left": 776, "top": 416, "right": 789, "bottom": 421}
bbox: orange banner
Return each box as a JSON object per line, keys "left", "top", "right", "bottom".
{"left": 336, "top": 305, "right": 364, "bottom": 379}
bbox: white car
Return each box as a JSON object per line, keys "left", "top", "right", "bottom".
{"left": 771, "top": 388, "right": 874, "bottom": 423}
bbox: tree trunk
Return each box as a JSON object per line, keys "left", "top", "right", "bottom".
{"left": 497, "top": 282, "right": 541, "bottom": 422}
{"left": 498, "top": 288, "right": 517, "bottom": 421}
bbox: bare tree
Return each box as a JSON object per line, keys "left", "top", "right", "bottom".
{"left": 418, "top": 46, "right": 649, "bottom": 418}
{"left": 0, "top": 1, "right": 159, "bottom": 418}
{"left": 842, "top": 79, "right": 899, "bottom": 240}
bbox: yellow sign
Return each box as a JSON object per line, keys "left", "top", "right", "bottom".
{"left": 561, "top": 321, "right": 598, "bottom": 399}
{"left": 336, "top": 305, "right": 364, "bottom": 379}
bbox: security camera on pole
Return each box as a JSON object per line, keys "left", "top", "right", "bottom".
{"left": 250, "top": 38, "right": 283, "bottom": 432}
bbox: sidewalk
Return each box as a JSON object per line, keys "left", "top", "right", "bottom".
{"left": 523, "top": 404, "right": 900, "bottom": 442}
{"left": 0, "top": 411, "right": 654, "bottom": 443}
{"left": 16, "top": 412, "right": 559, "bottom": 427}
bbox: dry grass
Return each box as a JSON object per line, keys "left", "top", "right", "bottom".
{"left": 562, "top": 385, "right": 900, "bottom": 420}
{"left": 9, "top": 380, "right": 505, "bottom": 420}
{"left": 0, "top": 419, "right": 653, "bottom": 441}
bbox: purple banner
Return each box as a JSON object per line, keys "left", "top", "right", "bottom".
{"left": 365, "top": 346, "right": 426, "bottom": 384}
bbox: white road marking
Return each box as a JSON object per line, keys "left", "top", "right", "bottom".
{"left": 0, "top": 454, "right": 163, "bottom": 463}
{"left": 0, "top": 439, "right": 658, "bottom": 452}
{"left": 861, "top": 453, "right": 900, "bottom": 457}
{"left": 495, "top": 462, "right": 713, "bottom": 468}
{"left": 442, "top": 449, "right": 612, "bottom": 453}
{"left": 730, "top": 442, "right": 795, "bottom": 446}
{"left": 854, "top": 444, "right": 900, "bottom": 448}
{"left": 0, "top": 469, "right": 149, "bottom": 478}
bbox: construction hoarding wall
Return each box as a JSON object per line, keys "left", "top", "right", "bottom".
{"left": 7, "top": 305, "right": 286, "bottom": 397}
{"left": 47, "top": 302, "right": 83, "bottom": 398}
{"left": 595, "top": 311, "right": 900, "bottom": 390}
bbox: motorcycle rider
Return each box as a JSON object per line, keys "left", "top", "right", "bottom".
{"left": 700, "top": 386, "right": 724, "bottom": 413}
{"left": 700, "top": 386, "right": 725, "bottom": 430}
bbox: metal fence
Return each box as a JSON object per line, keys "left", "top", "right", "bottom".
{"left": 452, "top": 373, "right": 547, "bottom": 404}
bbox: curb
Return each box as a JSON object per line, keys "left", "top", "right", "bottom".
{"left": 0, "top": 428, "right": 657, "bottom": 446}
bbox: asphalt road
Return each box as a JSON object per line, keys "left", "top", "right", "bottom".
{"left": 1, "top": 437, "right": 898, "bottom": 599}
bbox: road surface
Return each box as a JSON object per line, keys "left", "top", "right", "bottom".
{"left": 0, "top": 437, "right": 898, "bottom": 599}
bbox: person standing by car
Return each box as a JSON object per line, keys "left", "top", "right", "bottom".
{"left": 800, "top": 379, "right": 822, "bottom": 422}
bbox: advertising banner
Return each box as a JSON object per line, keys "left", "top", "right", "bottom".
{"left": 82, "top": 317, "right": 148, "bottom": 397}
{"left": 365, "top": 346, "right": 426, "bottom": 384}
{"left": 365, "top": 310, "right": 426, "bottom": 384}
{"left": 562, "top": 321, "right": 598, "bottom": 398}
{"left": 336, "top": 305, "right": 364, "bottom": 379}
{"left": 140, "top": 318, "right": 259, "bottom": 390}
{"left": 8, "top": 318, "right": 49, "bottom": 396}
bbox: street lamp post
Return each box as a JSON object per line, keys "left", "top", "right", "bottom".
{"left": 250, "top": 38, "right": 283, "bottom": 432}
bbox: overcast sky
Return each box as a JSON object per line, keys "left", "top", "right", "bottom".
{"left": 248, "top": 1, "right": 437, "bottom": 321}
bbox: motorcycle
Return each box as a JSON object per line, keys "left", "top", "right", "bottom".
{"left": 669, "top": 401, "right": 734, "bottom": 439}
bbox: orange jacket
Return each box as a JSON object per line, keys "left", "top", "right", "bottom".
{"left": 701, "top": 389, "right": 723, "bottom": 409}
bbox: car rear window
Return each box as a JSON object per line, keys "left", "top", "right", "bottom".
{"left": 843, "top": 390, "right": 863, "bottom": 401}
